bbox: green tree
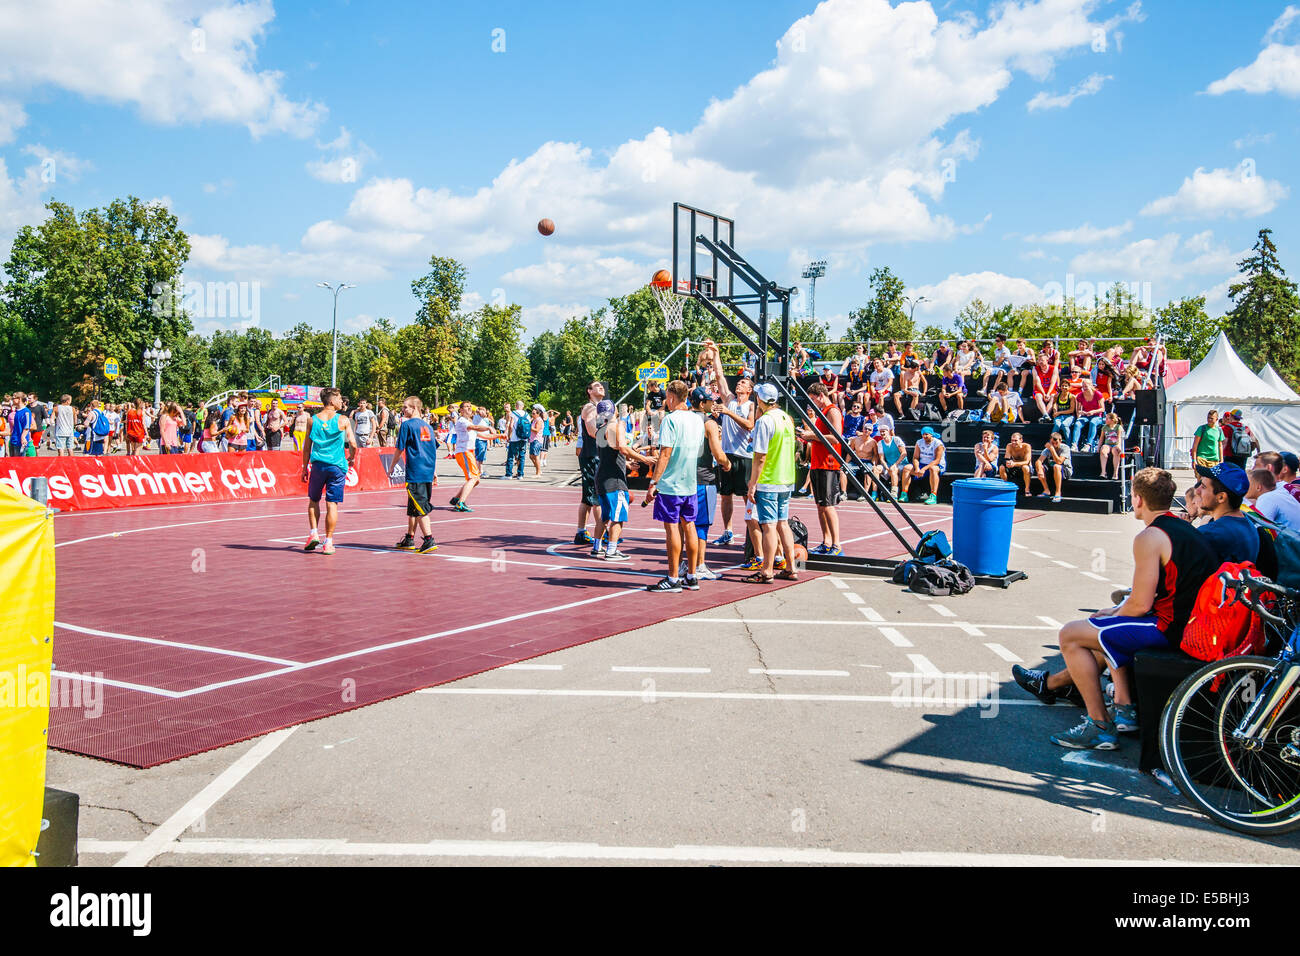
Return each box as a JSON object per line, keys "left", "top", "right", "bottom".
{"left": 847, "top": 267, "right": 913, "bottom": 343}
{"left": 527, "top": 330, "right": 563, "bottom": 399}
{"left": 406, "top": 255, "right": 474, "bottom": 402}
{"left": 1227, "top": 228, "right": 1300, "bottom": 387}
{"left": 954, "top": 298, "right": 993, "bottom": 341}
{"left": 1154, "top": 296, "right": 1223, "bottom": 364}
{"left": 466, "top": 303, "right": 532, "bottom": 410}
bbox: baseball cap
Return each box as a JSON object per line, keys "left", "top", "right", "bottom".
{"left": 754, "top": 383, "right": 779, "bottom": 403}
{"left": 1227, "top": 408, "right": 1242, "bottom": 419}
{"left": 1196, "top": 462, "right": 1250, "bottom": 498}
{"left": 595, "top": 400, "right": 615, "bottom": 416}
{"left": 689, "top": 386, "right": 713, "bottom": 407}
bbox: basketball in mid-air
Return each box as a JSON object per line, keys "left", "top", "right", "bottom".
{"left": 651, "top": 268, "right": 672, "bottom": 285}
{"left": 537, "top": 218, "right": 555, "bottom": 236}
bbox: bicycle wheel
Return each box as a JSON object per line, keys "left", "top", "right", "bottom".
{"left": 1160, "top": 656, "right": 1300, "bottom": 835}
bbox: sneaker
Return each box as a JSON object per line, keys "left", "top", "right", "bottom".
{"left": 923, "top": 493, "right": 938, "bottom": 505}
{"left": 589, "top": 548, "right": 604, "bottom": 559}
{"left": 740, "top": 557, "right": 764, "bottom": 571}
{"left": 1050, "top": 715, "right": 1119, "bottom": 750}
{"left": 1012, "top": 664, "right": 1060, "bottom": 705}
{"left": 453, "top": 501, "right": 473, "bottom": 512}
{"left": 826, "top": 546, "right": 843, "bottom": 556}
{"left": 321, "top": 540, "right": 336, "bottom": 556}
{"left": 810, "top": 543, "right": 830, "bottom": 555}
{"left": 1059, "top": 684, "right": 1086, "bottom": 708}
{"left": 394, "top": 534, "right": 415, "bottom": 550}
{"left": 774, "top": 555, "right": 787, "bottom": 570}
{"left": 682, "top": 575, "right": 700, "bottom": 591}
{"left": 1110, "top": 702, "right": 1139, "bottom": 733}
{"left": 898, "top": 492, "right": 909, "bottom": 503}
{"left": 417, "top": 536, "right": 439, "bottom": 553}
{"left": 711, "top": 530, "right": 734, "bottom": 547}
{"left": 1069, "top": 442, "right": 1079, "bottom": 452}
{"left": 574, "top": 530, "right": 593, "bottom": 546}
{"left": 604, "top": 550, "right": 631, "bottom": 562}
{"left": 449, "top": 496, "right": 460, "bottom": 508}
{"left": 304, "top": 533, "right": 320, "bottom": 552}
{"left": 646, "top": 576, "right": 682, "bottom": 594}
{"left": 695, "top": 564, "right": 718, "bottom": 580}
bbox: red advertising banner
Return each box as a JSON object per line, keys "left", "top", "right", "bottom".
{"left": 0, "top": 449, "right": 399, "bottom": 512}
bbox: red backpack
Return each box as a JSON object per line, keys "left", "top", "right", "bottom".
{"left": 1180, "top": 561, "right": 1270, "bottom": 662}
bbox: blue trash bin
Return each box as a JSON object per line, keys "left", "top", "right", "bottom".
{"left": 951, "top": 478, "right": 1018, "bottom": 577}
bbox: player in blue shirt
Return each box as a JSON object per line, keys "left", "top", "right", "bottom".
{"left": 389, "top": 396, "right": 441, "bottom": 553}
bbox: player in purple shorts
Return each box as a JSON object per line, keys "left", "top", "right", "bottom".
{"left": 645, "top": 380, "right": 706, "bottom": 593}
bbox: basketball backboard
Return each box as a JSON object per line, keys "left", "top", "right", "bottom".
{"left": 672, "top": 202, "right": 734, "bottom": 301}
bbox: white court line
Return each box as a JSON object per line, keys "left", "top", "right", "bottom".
{"left": 503, "top": 663, "right": 563, "bottom": 671}
{"left": 684, "top": 617, "right": 1057, "bottom": 632}
{"left": 829, "top": 578, "right": 850, "bottom": 590}
{"left": 1053, "top": 560, "right": 1077, "bottom": 569}
{"left": 906, "top": 654, "right": 941, "bottom": 677}
{"left": 955, "top": 622, "right": 986, "bottom": 636}
{"left": 749, "top": 668, "right": 850, "bottom": 677}
{"left": 844, "top": 592, "right": 865, "bottom": 605}
{"left": 928, "top": 604, "right": 957, "bottom": 619}
{"left": 1061, "top": 751, "right": 1144, "bottom": 778}
{"left": 1029, "top": 551, "right": 1050, "bottom": 559}
{"left": 878, "top": 627, "right": 913, "bottom": 648}
{"left": 419, "top": 686, "right": 1037, "bottom": 707}
{"left": 984, "top": 643, "right": 1023, "bottom": 663}
{"left": 115, "top": 727, "right": 297, "bottom": 867}
{"left": 50, "top": 670, "right": 184, "bottom": 698}
{"left": 859, "top": 607, "right": 885, "bottom": 623}
{"left": 1010, "top": 543, "right": 1027, "bottom": 550}
{"left": 611, "top": 666, "right": 711, "bottom": 674}
{"left": 1038, "top": 615, "right": 1063, "bottom": 628}
{"left": 54, "top": 621, "right": 302, "bottom": 665}
{"left": 80, "top": 836, "right": 1245, "bottom": 867}
{"left": 1082, "top": 572, "right": 1108, "bottom": 582}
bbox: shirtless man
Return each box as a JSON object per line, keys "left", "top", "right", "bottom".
{"left": 999, "top": 431, "right": 1033, "bottom": 495}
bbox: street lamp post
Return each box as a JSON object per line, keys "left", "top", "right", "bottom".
{"left": 904, "top": 294, "right": 929, "bottom": 325}
{"left": 317, "top": 281, "right": 356, "bottom": 388}
{"left": 143, "top": 337, "right": 172, "bottom": 407}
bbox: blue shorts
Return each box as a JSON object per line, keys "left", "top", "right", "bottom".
{"left": 307, "top": 462, "right": 348, "bottom": 504}
{"left": 247, "top": 439, "right": 256, "bottom": 451}
{"left": 695, "top": 484, "right": 718, "bottom": 537}
{"left": 600, "top": 490, "right": 630, "bottom": 525}
{"left": 1091, "top": 614, "right": 1169, "bottom": 669}
{"left": 181, "top": 432, "right": 193, "bottom": 443}
{"left": 54, "top": 434, "right": 73, "bottom": 450}
{"left": 755, "top": 489, "right": 792, "bottom": 524}
{"left": 652, "top": 491, "right": 698, "bottom": 525}
{"left": 475, "top": 439, "right": 488, "bottom": 464}
{"left": 529, "top": 439, "right": 543, "bottom": 456}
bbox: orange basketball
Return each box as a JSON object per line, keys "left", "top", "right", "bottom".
{"left": 537, "top": 218, "right": 555, "bottom": 236}
{"left": 651, "top": 268, "right": 672, "bottom": 285}
{"left": 793, "top": 544, "right": 808, "bottom": 564}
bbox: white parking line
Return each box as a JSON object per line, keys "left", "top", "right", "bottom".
{"left": 906, "top": 654, "right": 941, "bottom": 677}
{"left": 1038, "top": 615, "right": 1063, "bottom": 628}
{"left": 984, "top": 643, "right": 1023, "bottom": 663}
{"left": 878, "top": 627, "right": 914, "bottom": 648}
{"left": 1082, "top": 571, "right": 1108, "bottom": 581}
{"left": 749, "top": 669, "right": 850, "bottom": 677}
{"left": 1053, "top": 560, "right": 1077, "bottom": 569}
{"left": 929, "top": 604, "right": 957, "bottom": 619}
{"left": 611, "top": 666, "right": 711, "bottom": 674}
{"left": 1029, "top": 551, "right": 1050, "bottom": 559}
{"left": 859, "top": 607, "right": 885, "bottom": 622}
{"left": 829, "top": 578, "right": 850, "bottom": 590}
{"left": 1010, "top": 543, "right": 1027, "bottom": 550}
{"left": 844, "top": 593, "right": 865, "bottom": 605}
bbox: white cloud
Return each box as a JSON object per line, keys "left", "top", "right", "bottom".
{"left": 907, "top": 271, "right": 1048, "bottom": 322}
{"left": 306, "top": 126, "right": 377, "bottom": 184}
{"left": 0, "top": 100, "right": 26, "bottom": 145}
{"left": 1024, "top": 220, "right": 1132, "bottom": 243}
{"left": 1141, "top": 165, "right": 1288, "bottom": 219}
{"left": 0, "top": 148, "right": 90, "bottom": 260}
{"left": 520, "top": 302, "right": 591, "bottom": 335}
{"left": 1069, "top": 231, "right": 1244, "bottom": 282}
{"left": 1201, "top": 278, "right": 1234, "bottom": 317}
{"left": 0, "top": 0, "right": 325, "bottom": 137}
{"left": 1206, "top": 8, "right": 1300, "bottom": 98}
{"left": 501, "top": 246, "right": 649, "bottom": 299}
{"left": 1233, "top": 131, "right": 1275, "bottom": 149}
{"left": 1026, "top": 72, "right": 1110, "bottom": 111}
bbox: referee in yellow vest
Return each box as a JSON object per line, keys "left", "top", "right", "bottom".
{"left": 744, "top": 383, "right": 799, "bottom": 584}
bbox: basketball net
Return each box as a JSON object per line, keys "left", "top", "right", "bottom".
{"left": 650, "top": 279, "right": 686, "bottom": 331}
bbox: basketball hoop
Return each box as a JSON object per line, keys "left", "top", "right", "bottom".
{"left": 650, "top": 274, "right": 688, "bottom": 331}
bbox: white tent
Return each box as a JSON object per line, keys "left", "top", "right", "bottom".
{"left": 1163, "top": 332, "right": 1300, "bottom": 466}
{"left": 1260, "top": 364, "right": 1300, "bottom": 402}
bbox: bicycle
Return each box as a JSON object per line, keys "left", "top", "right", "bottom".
{"left": 1159, "top": 569, "right": 1300, "bottom": 835}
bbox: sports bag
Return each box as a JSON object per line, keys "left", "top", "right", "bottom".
{"left": 907, "top": 560, "right": 975, "bottom": 596}
{"left": 92, "top": 410, "right": 112, "bottom": 437}
{"left": 513, "top": 411, "right": 531, "bottom": 441}
{"left": 1230, "top": 426, "right": 1252, "bottom": 457}
{"left": 1180, "top": 561, "right": 1267, "bottom": 662}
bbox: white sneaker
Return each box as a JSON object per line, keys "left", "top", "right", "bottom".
{"left": 695, "top": 564, "right": 718, "bottom": 581}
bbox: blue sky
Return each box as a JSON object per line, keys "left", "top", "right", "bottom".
{"left": 2, "top": 0, "right": 1297, "bottom": 347}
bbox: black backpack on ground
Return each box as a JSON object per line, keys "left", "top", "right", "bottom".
{"left": 788, "top": 515, "right": 809, "bottom": 548}
{"left": 907, "top": 560, "right": 975, "bottom": 596}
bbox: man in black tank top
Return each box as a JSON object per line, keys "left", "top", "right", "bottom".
{"left": 1012, "top": 467, "right": 1216, "bottom": 750}
{"left": 575, "top": 381, "right": 605, "bottom": 547}
{"left": 589, "top": 399, "right": 656, "bottom": 561}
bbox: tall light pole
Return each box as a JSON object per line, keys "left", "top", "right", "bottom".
{"left": 801, "top": 259, "right": 827, "bottom": 323}
{"left": 904, "top": 294, "right": 929, "bottom": 324}
{"left": 317, "top": 281, "right": 356, "bottom": 387}
{"left": 143, "top": 337, "right": 172, "bottom": 407}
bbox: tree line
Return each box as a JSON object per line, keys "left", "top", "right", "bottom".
{"left": 2, "top": 197, "right": 1296, "bottom": 415}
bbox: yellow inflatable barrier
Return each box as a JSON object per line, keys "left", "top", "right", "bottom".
{"left": 0, "top": 482, "right": 55, "bottom": 867}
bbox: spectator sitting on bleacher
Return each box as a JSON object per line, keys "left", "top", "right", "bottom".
{"left": 1068, "top": 339, "right": 1093, "bottom": 376}
{"left": 839, "top": 344, "right": 868, "bottom": 373}
{"left": 999, "top": 431, "right": 1033, "bottom": 494}
{"left": 1030, "top": 353, "right": 1059, "bottom": 423}
{"left": 1256, "top": 451, "right": 1300, "bottom": 505}
{"left": 847, "top": 420, "right": 880, "bottom": 499}
{"left": 883, "top": 341, "right": 902, "bottom": 377}
{"left": 980, "top": 334, "right": 1014, "bottom": 395}
{"left": 899, "top": 425, "right": 945, "bottom": 505}
{"left": 1051, "top": 382, "right": 1077, "bottom": 438}
{"left": 1038, "top": 337, "right": 1060, "bottom": 371}
{"left": 1071, "top": 379, "right": 1107, "bottom": 452}
{"left": 984, "top": 381, "right": 1023, "bottom": 424}
{"left": 1012, "top": 338, "right": 1036, "bottom": 391}
{"left": 1247, "top": 467, "right": 1300, "bottom": 531}
{"left": 1035, "top": 431, "right": 1073, "bottom": 503}
{"left": 868, "top": 359, "right": 893, "bottom": 413}
{"left": 842, "top": 401, "right": 865, "bottom": 440}
{"left": 931, "top": 340, "right": 952, "bottom": 370}
{"left": 817, "top": 364, "right": 841, "bottom": 408}
{"left": 866, "top": 406, "right": 894, "bottom": 437}
{"left": 1012, "top": 467, "right": 1218, "bottom": 750}
{"left": 893, "top": 359, "right": 925, "bottom": 419}
{"left": 973, "top": 429, "right": 1000, "bottom": 478}
{"left": 939, "top": 363, "right": 966, "bottom": 415}
{"left": 843, "top": 358, "right": 869, "bottom": 409}
{"left": 1098, "top": 412, "right": 1124, "bottom": 479}
{"left": 875, "top": 424, "right": 906, "bottom": 498}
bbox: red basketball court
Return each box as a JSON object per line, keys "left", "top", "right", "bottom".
{"left": 49, "top": 483, "right": 970, "bottom": 767}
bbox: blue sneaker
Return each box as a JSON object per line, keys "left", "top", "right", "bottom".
{"left": 809, "top": 543, "right": 830, "bottom": 555}
{"left": 711, "top": 530, "right": 734, "bottom": 547}
{"left": 1050, "top": 716, "right": 1119, "bottom": 750}
{"left": 826, "top": 546, "right": 843, "bottom": 556}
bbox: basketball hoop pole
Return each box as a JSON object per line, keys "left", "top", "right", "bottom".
{"left": 612, "top": 336, "right": 690, "bottom": 408}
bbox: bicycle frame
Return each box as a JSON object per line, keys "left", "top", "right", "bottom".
{"left": 1230, "top": 623, "right": 1300, "bottom": 751}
